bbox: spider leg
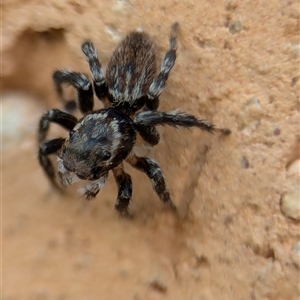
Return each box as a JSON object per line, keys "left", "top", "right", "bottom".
{"left": 81, "top": 41, "right": 108, "bottom": 101}
{"left": 38, "top": 109, "right": 78, "bottom": 144}
{"left": 126, "top": 153, "right": 176, "bottom": 211}
{"left": 146, "top": 22, "right": 179, "bottom": 110}
{"left": 134, "top": 110, "right": 214, "bottom": 132}
{"left": 134, "top": 124, "right": 160, "bottom": 146}
{"left": 134, "top": 110, "right": 231, "bottom": 135}
{"left": 79, "top": 173, "right": 109, "bottom": 200}
{"left": 112, "top": 164, "right": 133, "bottom": 216}
{"left": 38, "top": 138, "right": 65, "bottom": 191}
{"left": 53, "top": 70, "right": 94, "bottom": 114}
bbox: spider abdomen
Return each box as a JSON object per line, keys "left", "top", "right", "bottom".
{"left": 106, "top": 32, "right": 157, "bottom": 114}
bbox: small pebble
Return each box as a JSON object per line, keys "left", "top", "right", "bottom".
{"left": 281, "top": 187, "right": 300, "bottom": 221}
{"left": 291, "top": 76, "right": 300, "bottom": 87}
{"left": 273, "top": 128, "right": 281, "bottom": 136}
{"left": 241, "top": 156, "right": 250, "bottom": 169}
{"left": 238, "top": 96, "right": 262, "bottom": 130}
{"left": 287, "top": 159, "right": 300, "bottom": 177}
{"left": 149, "top": 279, "right": 167, "bottom": 294}
{"left": 195, "top": 255, "right": 210, "bottom": 268}
{"left": 229, "top": 21, "right": 243, "bottom": 34}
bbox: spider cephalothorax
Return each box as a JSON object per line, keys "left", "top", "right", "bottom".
{"left": 38, "top": 23, "right": 230, "bottom": 216}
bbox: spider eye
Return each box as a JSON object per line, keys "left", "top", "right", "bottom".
{"left": 95, "top": 149, "right": 111, "bottom": 161}
{"left": 102, "top": 151, "right": 111, "bottom": 161}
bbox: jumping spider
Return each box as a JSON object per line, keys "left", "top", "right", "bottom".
{"left": 38, "top": 23, "right": 230, "bottom": 216}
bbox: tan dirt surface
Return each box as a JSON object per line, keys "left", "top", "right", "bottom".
{"left": 2, "top": 1, "right": 300, "bottom": 299}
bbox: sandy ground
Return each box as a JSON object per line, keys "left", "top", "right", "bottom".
{"left": 2, "top": 0, "right": 300, "bottom": 299}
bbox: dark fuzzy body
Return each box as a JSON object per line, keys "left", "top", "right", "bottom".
{"left": 106, "top": 32, "right": 156, "bottom": 114}
{"left": 37, "top": 23, "right": 230, "bottom": 216}
{"left": 58, "top": 108, "right": 136, "bottom": 181}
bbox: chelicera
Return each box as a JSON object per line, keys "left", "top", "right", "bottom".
{"left": 38, "top": 23, "right": 230, "bottom": 216}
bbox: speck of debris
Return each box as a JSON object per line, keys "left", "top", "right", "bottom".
{"left": 241, "top": 156, "right": 250, "bottom": 169}
{"left": 291, "top": 76, "right": 300, "bottom": 87}
{"left": 229, "top": 21, "right": 243, "bottom": 34}
{"left": 149, "top": 280, "right": 167, "bottom": 294}
{"left": 226, "top": 2, "right": 238, "bottom": 11}
{"left": 224, "top": 215, "right": 234, "bottom": 225}
{"left": 224, "top": 40, "right": 232, "bottom": 50}
{"left": 238, "top": 96, "right": 262, "bottom": 130}
{"left": 246, "top": 96, "right": 261, "bottom": 109}
{"left": 195, "top": 255, "right": 211, "bottom": 268}
{"left": 273, "top": 128, "right": 281, "bottom": 136}
{"left": 253, "top": 244, "right": 275, "bottom": 260}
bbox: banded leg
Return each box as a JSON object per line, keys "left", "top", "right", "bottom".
{"left": 112, "top": 164, "right": 132, "bottom": 215}
{"left": 81, "top": 41, "right": 108, "bottom": 100}
{"left": 134, "top": 110, "right": 231, "bottom": 135}
{"left": 53, "top": 70, "right": 94, "bottom": 114}
{"left": 126, "top": 153, "right": 176, "bottom": 211}
{"left": 146, "top": 22, "right": 179, "bottom": 110}
{"left": 38, "top": 109, "right": 78, "bottom": 144}
{"left": 134, "top": 110, "right": 214, "bottom": 131}
{"left": 38, "top": 138, "right": 65, "bottom": 191}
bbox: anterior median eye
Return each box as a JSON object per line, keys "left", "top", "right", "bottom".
{"left": 102, "top": 150, "right": 111, "bottom": 161}
{"left": 95, "top": 149, "right": 111, "bottom": 161}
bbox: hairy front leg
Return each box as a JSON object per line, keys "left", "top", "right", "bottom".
{"left": 134, "top": 110, "right": 231, "bottom": 135}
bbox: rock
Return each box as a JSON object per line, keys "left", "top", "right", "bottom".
{"left": 281, "top": 187, "right": 300, "bottom": 221}
{"left": 229, "top": 21, "right": 243, "bottom": 34}
{"left": 287, "top": 159, "right": 300, "bottom": 177}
